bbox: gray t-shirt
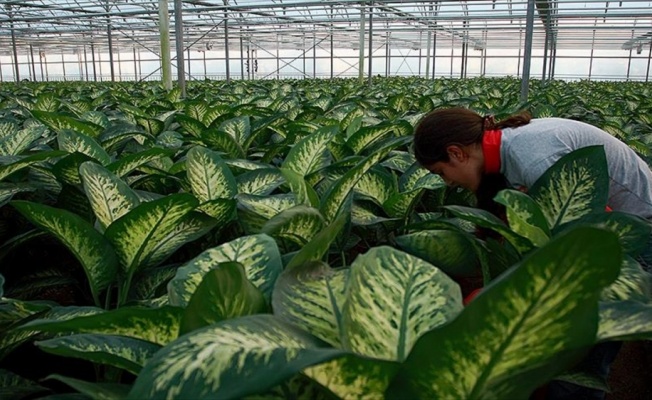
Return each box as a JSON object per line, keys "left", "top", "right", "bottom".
{"left": 500, "top": 118, "right": 652, "bottom": 219}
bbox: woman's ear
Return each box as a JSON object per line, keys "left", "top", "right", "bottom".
{"left": 446, "top": 145, "right": 468, "bottom": 162}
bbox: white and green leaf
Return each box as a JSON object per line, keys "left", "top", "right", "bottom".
{"left": 58, "top": 129, "right": 111, "bottom": 166}
{"left": 494, "top": 189, "right": 551, "bottom": 247}
{"left": 168, "top": 234, "right": 282, "bottom": 308}
{"left": 282, "top": 125, "right": 338, "bottom": 177}
{"left": 598, "top": 301, "right": 652, "bottom": 342}
{"left": 80, "top": 161, "right": 141, "bottom": 231}
{"left": 342, "top": 246, "right": 463, "bottom": 362}
{"left": 128, "top": 314, "right": 345, "bottom": 400}
{"left": 262, "top": 205, "right": 325, "bottom": 246}
{"left": 187, "top": 146, "right": 238, "bottom": 202}
{"left": 237, "top": 168, "right": 285, "bottom": 196}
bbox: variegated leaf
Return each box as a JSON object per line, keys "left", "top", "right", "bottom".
{"left": 51, "top": 152, "right": 96, "bottom": 185}
{"left": 285, "top": 213, "right": 348, "bottom": 271}
{"left": 383, "top": 188, "right": 424, "bottom": 219}
{"left": 0, "top": 125, "right": 46, "bottom": 156}
{"left": 219, "top": 115, "right": 251, "bottom": 144}
{"left": 262, "top": 205, "right": 325, "bottom": 246}
{"left": 107, "top": 148, "right": 175, "bottom": 178}
{"left": 381, "top": 151, "right": 416, "bottom": 174}
{"left": 395, "top": 230, "right": 480, "bottom": 278}
{"left": 18, "top": 306, "right": 183, "bottom": 346}
{"left": 304, "top": 355, "right": 399, "bottom": 400}
{"left": 342, "top": 246, "right": 463, "bottom": 361}
{"left": 198, "top": 198, "right": 237, "bottom": 223}
{"left": 128, "top": 315, "right": 345, "bottom": 399}
{"left": 10, "top": 201, "right": 118, "bottom": 306}
{"left": 32, "top": 110, "right": 103, "bottom": 138}
{"left": 282, "top": 125, "right": 338, "bottom": 177}
{"left": 104, "top": 193, "right": 198, "bottom": 304}
{"left": 576, "top": 211, "right": 652, "bottom": 256}
{"left": 444, "top": 205, "right": 535, "bottom": 254}
{"left": 58, "top": 129, "right": 111, "bottom": 165}
{"left": 187, "top": 146, "right": 237, "bottom": 201}
{"left": 598, "top": 301, "right": 652, "bottom": 341}
{"left": 180, "top": 263, "right": 267, "bottom": 335}
{"left": 494, "top": 189, "right": 551, "bottom": 247}
{"left": 601, "top": 256, "right": 652, "bottom": 302}
{"left": 347, "top": 123, "right": 395, "bottom": 154}
{"left": 176, "top": 114, "right": 207, "bottom": 138}
{"left": 99, "top": 123, "right": 153, "bottom": 150}
{"left": 45, "top": 374, "right": 130, "bottom": 400}
{"left": 168, "top": 234, "right": 282, "bottom": 308}
{"left": 529, "top": 146, "right": 609, "bottom": 231}
{"left": 0, "top": 369, "right": 49, "bottom": 399}
{"left": 80, "top": 161, "right": 141, "bottom": 230}
{"left": 36, "top": 334, "right": 161, "bottom": 375}
{"left": 391, "top": 227, "right": 621, "bottom": 399}
{"left": 320, "top": 137, "right": 404, "bottom": 224}
{"left": 236, "top": 168, "right": 285, "bottom": 196}
{"left": 354, "top": 168, "right": 396, "bottom": 206}
{"left": 201, "top": 128, "right": 246, "bottom": 159}
{"left": 0, "top": 151, "right": 66, "bottom": 181}
{"left": 280, "top": 168, "right": 320, "bottom": 207}
{"left": 0, "top": 183, "right": 35, "bottom": 208}
{"left": 273, "top": 262, "right": 349, "bottom": 347}
{"left": 141, "top": 211, "right": 218, "bottom": 268}
{"left": 237, "top": 193, "right": 297, "bottom": 234}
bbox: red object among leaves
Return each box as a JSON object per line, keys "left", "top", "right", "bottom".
{"left": 463, "top": 288, "right": 482, "bottom": 306}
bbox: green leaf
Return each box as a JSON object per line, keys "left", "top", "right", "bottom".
{"left": 262, "top": 205, "right": 325, "bottom": 247}
{"left": 128, "top": 315, "right": 345, "bottom": 400}
{"left": 180, "top": 262, "right": 267, "bottom": 335}
{"left": 11, "top": 201, "right": 118, "bottom": 306}
{"left": 80, "top": 162, "right": 141, "bottom": 231}
{"left": 201, "top": 128, "right": 245, "bottom": 159}
{"left": 320, "top": 137, "right": 406, "bottom": 224}
{"left": 176, "top": 114, "right": 207, "bottom": 138}
{"left": 494, "top": 189, "right": 551, "bottom": 247}
{"left": 58, "top": 129, "right": 111, "bottom": 166}
{"left": 304, "top": 354, "right": 399, "bottom": 399}
{"left": 280, "top": 168, "right": 320, "bottom": 207}
{"left": 576, "top": 211, "right": 652, "bottom": 256}
{"left": 104, "top": 193, "right": 198, "bottom": 303}
{"left": 236, "top": 193, "right": 297, "bottom": 234}
{"left": 46, "top": 374, "right": 130, "bottom": 400}
{"left": 444, "top": 205, "right": 535, "bottom": 254}
{"left": 220, "top": 116, "right": 251, "bottom": 144}
{"left": 529, "top": 146, "right": 609, "bottom": 231}
{"left": 0, "top": 369, "right": 49, "bottom": 399}
{"left": 0, "top": 125, "right": 46, "bottom": 156}
{"left": 343, "top": 246, "right": 463, "bottom": 361}
{"left": 107, "top": 148, "right": 175, "bottom": 178}
{"left": 282, "top": 125, "right": 337, "bottom": 177}
{"left": 236, "top": 168, "right": 285, "bottom": 196}
{"left": 18, "top": 306, "right": 183, "bottom": 346}
{"left": 273, "top": 261, "right": 349, "bottom": 347}
{"left": 389, "top": 227, "right": 622, "bottom": 400}
{"left": 598, "top": 301, "right": 652, "bottom": 341}
{"left": 36, "top": 334, "right": 161, "bottom": 375}
{"left": 168, "top": 234, "right": 282, "bottom": 308}
{"left": 0, "top": 150, "right": 66, "bottom": 181}
{"left": 285, "top": 212, "right": 347, "bottom": 271}
{"left": 395, "top": 230, "right": 480, "bottom": 278}
{"left": 347, "top": 123, "right": 395, "bottom": 154}
{"left": 187, "top": 146, "right": 238, "bottom": 201}
{"left": 32, "top": 110, "right": 103, "bottom": 138}
{"left": 601, "top": 256, "right": 652, "bottom": 302}
{"left": 51, "top": 152, "right": 96, "bottom": 186}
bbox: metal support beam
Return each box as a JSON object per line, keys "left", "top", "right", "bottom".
{"left": 367, "top": 3, "right": 373, "bottom": 85}
{"left": 105, "top": 1, "right": 115, "bottom": 81}
{"left": 224, "top": 1, "right": 231, "bottom": 82}
{"left": 174, "top": 0, "right": 186, "bottom": 97}
{"left": 520, "top": 0, "right": 535, "bottom": 103}
{"left": 159, "top": 0, "right": 173, "bottom": 90}
{"left": 358, "top": 3, "right": 365, "bottom": 83}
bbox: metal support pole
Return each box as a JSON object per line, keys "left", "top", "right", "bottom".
{"left": 385, "top": 33, "right": 390, "bottom": 77}
{"left": 646, "top": 43, "right": 652, "bottom": 82}
{"left": 9, "top": 15, "right": 20, "bottom": 82}
{"left": 330, "top": 5, "right": 334, "bottom": 79}
{"left": 302, "top": 35, "right": 306, "bottom": 78}
{"left": 240, "top": 36, "right": 244, "bottom": 80}
{"left": 29, "top": 44, "right": 36, "bottom": 81}
{"left": 450, "top": 35, "right": 454, "bottom": 78}
{"left": 91, "top": 43, "right": 97, "bottom": 81}
{"left": 174, "top": 0, "right": 186, "bottom": 97}
{"left": 589, "top": 28, "right": 596, "bottom": 81}
{"left": 313, "top": 35, "right": 317, "bottom": 78}
{"left": 520, "top": 0, "right": 535, "bottom": 103}
{"left": 432, "top": 30, "right": 437, "bottom": 79}
{"left": 39, "top": 52, "right": 45, "bottom": 81}
{"left": 133, "top": 47, "right": 138, "bottom": 80}
{"left": 159, "top": 0, "right": 173, "bottom": 89}
{"left": 224, "top": 1, "right": 231, "bottom": 82}
{"left": 425, "top": 30, "right": 431, "bottom": 79}
{"left": 62, "top": 51, "right": 67, "bottom": 80}
{"left": 358, "top": 3, "right": 366, "bottom": 83}
{"left": 117, "top": 50, "right": 122, "bottom": 79}
{"left": 105, "top": 2, "right": 115, "bottom": 81}
{"left": 367, "top": 4, "right": 373, "bottom": 85}
{"left": 626, "top": 30, "right": 634, "bottom": 81}
{"left": 84, "top": 46, "right": 89, "bottom": 81}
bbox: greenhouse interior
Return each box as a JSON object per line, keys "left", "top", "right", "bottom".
{"left": 0, "top": 0, "right": 651, "bottom": 85}
{"left": 2, "top": 1, "right": 652, "bottom": 400}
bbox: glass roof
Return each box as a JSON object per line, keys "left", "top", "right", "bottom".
{"left": 0, "top": 0, "right": 650, "bottom": 56}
